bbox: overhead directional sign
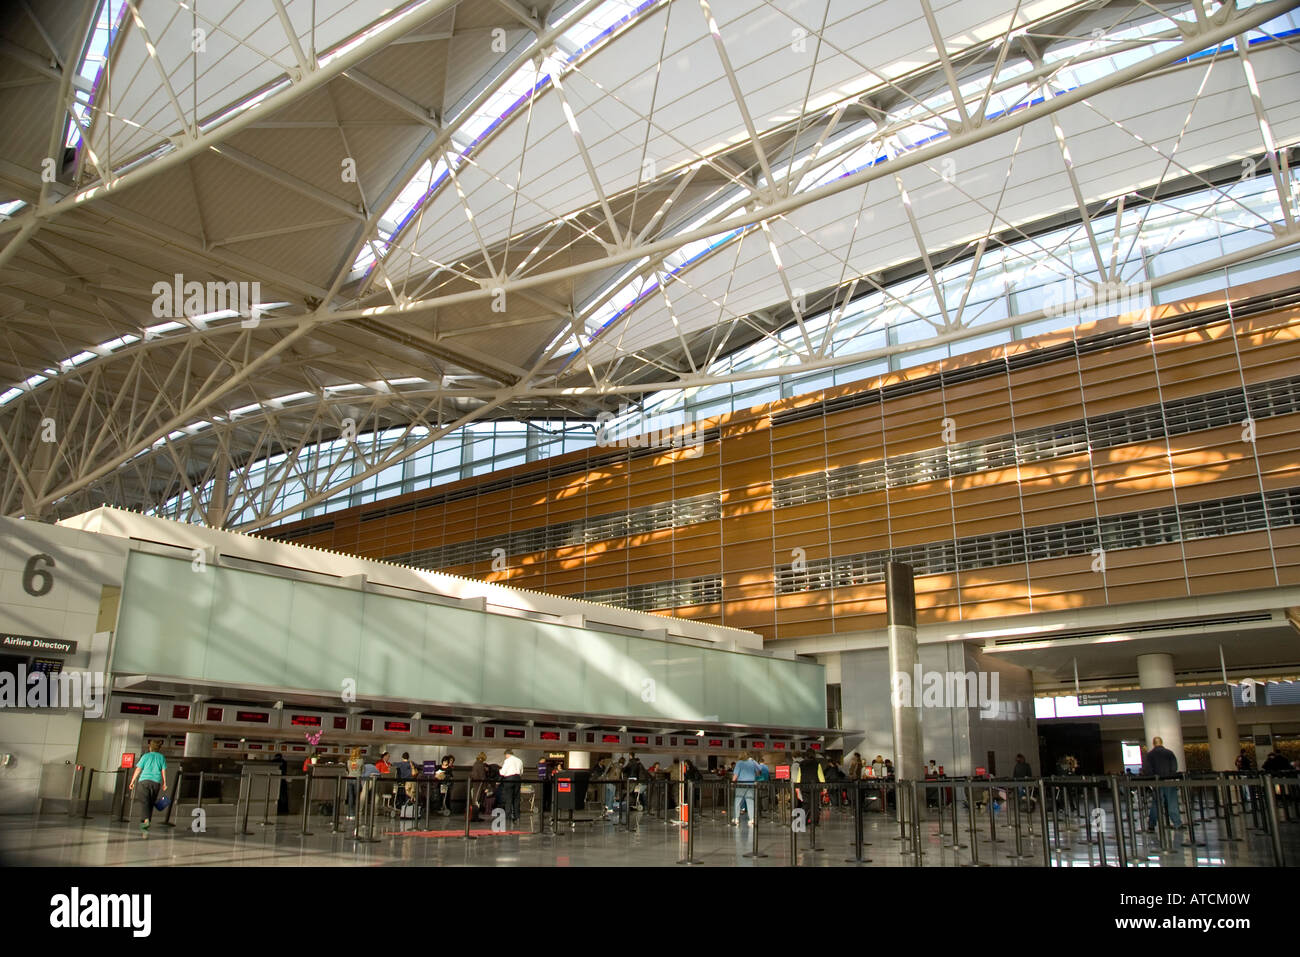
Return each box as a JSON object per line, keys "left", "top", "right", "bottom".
{"left": 1078, "top": 685, "right": 1231, "bottom": 707}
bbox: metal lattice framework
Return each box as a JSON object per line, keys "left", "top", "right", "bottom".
{"left": 0, "top": 0, "right": 1297, "bottom": 529}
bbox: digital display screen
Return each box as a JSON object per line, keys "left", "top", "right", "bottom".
{"left": 773, "top": 742, "right": 786, "bottom": 750}
{"left": 463, "top": 726, "right": 474, "bottom": 737}
{"left": 632, "top": 736, "right": 648, "bottom": 745}
{"left": 383, "top": 721, "right": 410, "bottom": 733}
{"left": 333, "top": 716, "right": 348, "bottom": 730}
{"left": 290, "top": 715, "right": 321, "bottom": 727}
{"left": 31, "top": 657, "right": 62, "bottom": 675}
{"left": 751, "top": 741, "right": 765, "bottom": 749}
{"left": 708, "top": 739, "right": 722, "bottom": 747}
{"left": 503, "top": 729, "right": 525, "bottom": 739}
{"left": 222, "top": 742, "right": 238, "bottom": 749}
{"left": 601, "top": 734, "right": 620, "bottom": 743}
{"left": 568, "top": 732, "right": 578, "bottom": 743}
{"left": 120, "top": 702, "right": 159, "bottom": 716}
{"left": 683, "top": 739, "right": 697, "bottom": 747}
{"left": 539, "top": 732, "right": 560, "bottom": 741}
{"left": 429, "top": 724, "right": 453, "bottom": 735}
{"left": 728, "top": 740, "right": 735, "bottom": 748}
{"left": 655, "top": 736, "right": 663, "bottom": 746}
{"left": 484, "top": 727, "right": 495, "bottom": 738}
{"left": 585, "top": 733, "right": 594, "bottom": 743}
{"left": 359, "top": 718, "right": 373, "bottom": 731}
{"left": 248, "top": 743, "right": 263, "bottom": 750}
{"left": 809, "top": 743, "right": 821, "bottom": 751}
{"left": 236, "top": 711, "right": 269, "bottom": 723}
{"left": 291, "top": 745, "right": 306, "bottom": 751}
{"left": 172, "top": 704, "right": 190, "bottom": 720}
{"left": 206, "top": 707, "right": 223, "bottom": 722}
{"left": 670, "top": 738, "right": 678, "bottom": 746}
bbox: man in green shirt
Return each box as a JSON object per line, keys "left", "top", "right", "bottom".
{"left": 128, "top": 739, "right": 168, "bottom": 837}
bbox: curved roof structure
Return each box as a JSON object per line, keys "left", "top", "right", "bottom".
{"left": 1, "top": 0, "right": 1297, "bottom": 527}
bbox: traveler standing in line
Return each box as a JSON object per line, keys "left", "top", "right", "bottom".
{"left": 601, "top": 757, "right": 620, "bottom": 818}
{"left": 624, "top": 752, "right": 645, "bottom": 811}
{"left": 470, "top": 752, "right": 488, "bottom": 819}
{"left": 128, "top": 739, "right": 168, "bottom": 838}
{"left": 794, "top": 749, "right": 825, "bottom": 813}
{"left": 1142, "top": 736, "right": 1182, "bottom": 832}
{"left": 395, "top": 752, "right": 418, "bottom": 814}
{"left": 754, "top": 753, "right": 772, "bottom": 817}
{"left": 847, "top": 752, "right": 863, "bottom": 782}
{"left": 1012, "top": 753, "right": 1033, "bottom": 808}
{"left": 871, "top": 754, "right": 885, "bottom": 778}
{"left": 499, "top": 749, "right": 524, "bottom": 824}
{"left": 731, "top": 751, "right": 761, "bottom": 826}
{"left": 436, "top": 756, "right": 456, "bottom": 815}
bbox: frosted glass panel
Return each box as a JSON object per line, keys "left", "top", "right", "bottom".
{"left": 113, "top": 552, "right": 212, "bottom": 677}
{"left": 424, "top": 604, "right": 485, "bottom": 705}
{"left": 359, "top": 591, "right": 427, "bottom": 701}
{"left": 482, "top": 615, "right": 537, "bottom": 710}
{"left": 206, "top": 568, "right": 294, "bottom": 685}
{"left": 111, "top": 553, "right": 825, "bottom": 726}
{"left": 286, "top": 580, "right": 362, "bottom": 692}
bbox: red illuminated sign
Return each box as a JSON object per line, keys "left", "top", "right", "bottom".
{"left": 291, "top": 745, "right": 306, "bottom": 751}
{"left": 223, "top": 742, "right": 238, "bottom": 748}
{"left": 809, "top": 743, "right": 822, "bottom": 751}
{"left": 120, "top": 753, "right": 135, "bottom": 768}
{"left": 632, "top": 735, "right": 648, "bottom": 745}
{"left": 708, "top": 739, "right": 722, "bottom": 747}
{"left": 383, "top": 721, "right": 411, "bottom": 733}
{"left": 503, "top": 729, "right": 525, "bottom": 739}
{"left": 751, "top": 741, "right": 765, "bottom": 749}
{"left": 429, "top": 724, "right": 453, "bottom": 735}
{"left": 248, "top": 743, "right": 263, "bottom": 750}
{"left": 558, "top": 781, "right": 571, "bottom": 793}
{"left": 172, "top": 704, "right": 190, "bottom": 720}
{"left": 539, "top": 731, "right": 560, "bottom": 741}
{"left": 236, "top": 711, "right": 269, "bottom": 723}
{"left": 775, "top": 766, "right": 791, "bottom": 780}
{"left": 601, "top": 734, "right": 620, "bottom": 743}
{"left": 683, "top": 739, "right": 697, "bottom": 746}
{"left": 290, "top": 715, "right": 321, "bottom": 727}
{"left": 773, "top": 742, "right": 786, "bottom": 750}
{"left": 206, "top": 707, "right": 223, "bottom": 722}
{"left": 120, "top": 702, "right": 159, "bottom": 716}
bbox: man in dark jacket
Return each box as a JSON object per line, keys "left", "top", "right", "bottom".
{"left": 1141, "top": 736, "right": 1182, "bottom": 831}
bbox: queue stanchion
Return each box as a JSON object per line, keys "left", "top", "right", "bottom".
{"left": 259, "top": 768, "right": 274, "bottom": 827}
{"left": 742, "top": 784, "right": 767, "bottom": 859}
{"left": 845, "top": 781, "right": 871, "bottom": 863}
{"left": 1108, "top": 776, "right": 1128, "bottom": 868}
{"left": 964, "top": 781, "right": 987, "bottom": 867}
{"left": 1154, "top": 781, "right": 1173, "bottom": 855}
{"left": 1261, "top": 775, "right": 1285, "bottom": 866}
{"left": 788, "top": 778, "right": 799, "bottom": 865}
{"left": 81, "top": 768, "right": 96, "bottom": 819}
{"left": 464, "top": 775, "right": 477, "bottom": 841}
{"left": 808, "top": 781, "right": 824, "bottom": 852}
{"left": 677, "top": 782, "right": 702, "bottom": 865}
{"left": 236, "top": 768, "right": 252, "bottom": 835}
{"left": 1009, "top": 782, "right": 1027, "bottom": 860}
{"left": 910, "top": 780, "right": 923, "bottom": 861}
{"left": 367, "top": 776, "right": 381, "bottom": 841}
{"left": 987, "top": 781, "right": 1003, "bottom": 845}
{"left": 948, "top": 777, "right": 965, "bottom": 849}
{"left": 299, "top": 766, "right": 314, "bottom": 836}
{"left": 1037, "top": 779, "right": 1052, "bottom": 866}
{"left": 1182, "top": 780, "right": 1202, "bottom": 848}
{"left": 161, "top": 768, "right": 181, "bottom": 828}
{"left": 330, "top": 776, "right": 343, "bottom": 833}
{"left": 195, "top": 771, "right": 206, "bottom": 820}
{"left": 115, "top": 771, "right": 128, "bottom": 823}
{"left": 1080, "top": 783, "right": 1093, "bottom": 846}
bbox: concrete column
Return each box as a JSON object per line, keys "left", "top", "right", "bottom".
{"left": 1137, "top": 653, "right": 1183, "bottom": 769}
{"left": 1204, "top": 694, "right": 1239, "bottom": 771}
{"left": 886, "top": 562, "right": 923, "bottom": 781}
{"left": 1251, "top": 725, "right": 1273, "bottom": 755}
{"left": 183, "top": 732, "right": 214, "bottom": 757}
{"left": 568, "top": 751, "right": 590, "bottom": 769}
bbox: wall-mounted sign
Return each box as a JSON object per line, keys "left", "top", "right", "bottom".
{"left": 1, "top": 634, "right": 76, "bottom": 656}
{"left": 1078, "top": 685, "right": 1231, "bottom": 706}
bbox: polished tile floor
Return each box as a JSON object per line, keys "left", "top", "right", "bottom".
{"left": 3, "top": 800, "right": 1296, "bottom": 866}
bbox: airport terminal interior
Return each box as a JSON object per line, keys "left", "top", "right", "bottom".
{"left": 1, "top": 0, "right": 1300, "bottom": 872}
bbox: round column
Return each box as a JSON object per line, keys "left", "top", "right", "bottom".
{"left": 183, "top": 732, "right": 214, "bottom": 757}
{"left": 1137, "top": 653, "right": 1183, "bottom": 769}
{"left": 1204, "top": 694, "right": 1239, "bottom": 771}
